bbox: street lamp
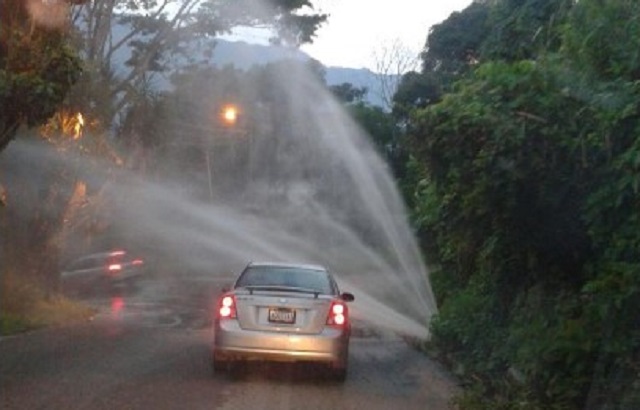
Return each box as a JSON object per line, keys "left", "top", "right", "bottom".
{"left": 205, "top": 103, "right": 242, "bottom": 200}
{"left": 220, "top": 104, "right": 239, "bottom": 127}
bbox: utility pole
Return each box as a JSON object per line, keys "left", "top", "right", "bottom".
{"left": 205, "top": 103, "right": 241, "bottom": 201}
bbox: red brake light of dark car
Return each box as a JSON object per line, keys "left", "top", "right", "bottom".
{"left": 326, "top": 301, "right": 347, "bottom": 326}
{"left": 132, "top": 259, "right": 144, "bottom": 266}
{"left": 108, "top": 263, "right": 122, "bottom": 272}
{"left": 218, "top": 295, "right": 236, "bottom": 319}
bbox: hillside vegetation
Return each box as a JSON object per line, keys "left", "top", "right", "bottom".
{"left": 394, "top": 0, "right": 640, "bottom": 408}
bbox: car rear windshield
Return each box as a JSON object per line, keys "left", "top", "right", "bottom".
{"left": 235, "top": 266, "right": 334, "bottom": 294}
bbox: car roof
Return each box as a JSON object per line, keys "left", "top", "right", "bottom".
{"left": 246, "top": 261, "right": 327, "bottom": 272}
{"left": 72, "top": 250, "right": 127, "bottom": 260}
{"left": 62, "top": 250, "right": 130, "bottom": 265}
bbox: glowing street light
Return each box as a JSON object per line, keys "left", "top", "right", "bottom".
{"left": 205, "top": 103, "right": 241, "bottom": 200}
{"left": 220, "top": 104, "right": 239, "bottom": 126}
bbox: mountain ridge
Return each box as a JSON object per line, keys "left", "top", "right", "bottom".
{"left": 209, "top": 39, "right": 392, "bottom": 108}
{"left": 107, "top": 19, "right": 393, "bottom": 108}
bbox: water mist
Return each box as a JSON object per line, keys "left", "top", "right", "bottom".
{"left": 1, "top": 9, "right": 438, "bottom": 341}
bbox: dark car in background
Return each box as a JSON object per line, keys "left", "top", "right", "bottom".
{"left": 212, "top": 262, "right": 355, "bottom": 381}
{"left": 60, "top": 250, "right": 146, "bottom": 294}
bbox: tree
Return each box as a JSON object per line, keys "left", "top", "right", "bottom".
{"left": 480, "top": 0, "right": 573, "bottom": 61}
{"left": 0, "top": 0, "right": 83, "bottom": 151}
{"left": 392, "top": 71, "right": 444, "bottom": 120}
{"left": 67, "top": 0, "right": 328, "bottom": 131}
{"left": 393, "top": 0, "right": 573, "bottom": 120}
{"left": 562, "top": 0, "right": 640, "bottom": 81}
{"left": 404, "top": 0, "right": 640, "bottom": 407}
{"left": 372, "top": 39, "right": 419, "bottom": 111}
{"left": 392, "top": 2, "right": 490, "bottom": 124}
{"left": 421, "top": 2, "right": 490, "bottom": 74}
{"left": 330, "top": 82, "right": 367, "bottom": 104}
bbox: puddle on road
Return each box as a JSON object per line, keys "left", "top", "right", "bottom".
{"left": 92, "top": 299, "right": 211, "bottom": 330}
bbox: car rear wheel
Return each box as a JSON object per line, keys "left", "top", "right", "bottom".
{"left": 331, "top": 366, "right": 347, "bottom": 382}
{"left": 212, "top": 355, "right": 244, "bottom": 378}
{"left": 329, "top": 363, "right": 347, "bottom": 382}
{"left": 211, "top": 353, "right": 228, "bottom": 374}
{"left": 329, "top": 355, "right": 348, "bottom": 382}
{"left": 212, "top": 359, "right": 224, "bottom": 373}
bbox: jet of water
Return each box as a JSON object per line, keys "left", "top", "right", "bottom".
{"left": 111, "top": 64, "right": 436, "bottom": 337}
{"left": 1, "top": 24, "right": 438, "bottom": 341}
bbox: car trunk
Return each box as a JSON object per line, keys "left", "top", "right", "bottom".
{"left": 234, "top": 291, "right": 333, "bottom": 334}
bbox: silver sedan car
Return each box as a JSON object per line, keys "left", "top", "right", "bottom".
{"left": 60, "top": 250, "right": 145, "bottom": 294}
{"left": 212, "top": 262, "right": 355, "bottom": 381}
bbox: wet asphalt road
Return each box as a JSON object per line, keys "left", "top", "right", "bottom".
{"left": 0, "top": 272, "right": 459, "bottom": 410}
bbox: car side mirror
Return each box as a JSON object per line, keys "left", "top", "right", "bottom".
{"left": 341, "top": 292, "right": 355, "bottom": 302}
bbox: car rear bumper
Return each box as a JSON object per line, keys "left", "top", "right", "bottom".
{"left": 213, "top": 319, "right": 349, "bottom": 364}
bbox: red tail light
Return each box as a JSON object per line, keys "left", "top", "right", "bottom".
{"left": 326, "top": 301, "right": 348, "bottom": 326}
{"left": 108, "top": 263, "right": 122, "bottom": 272}
{"left": 218, "top": 295, "right": 236, "bottom": 319}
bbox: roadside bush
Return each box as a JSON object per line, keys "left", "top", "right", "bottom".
{"left": 505, "top": 289, "right": 596, "bottom": 407}
{"left": 1, "top": 270, "right": 43, "bottom": 334}
{"left": 430, "top": 270, "right": 507, "bottom": 378}
{"left": 406, "top": 0, "right": 640, "bottom": 408}
{"left": 1, "top": 270, "right": 94, "bottom": 335}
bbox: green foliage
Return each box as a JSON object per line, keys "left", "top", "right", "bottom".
{"left": 0, "top": 19, "right": 82, "bottom": 150}
{"left": 481, "top": 0, "right": 573, "bottom": 61}
{"left": 562, "top": 0, "right": 640, "bottom": 81}
{"left": 344, "top": 101, "right": 420, "bottom": 204}
{"left": 506, "top": 289, "right": 596, "bottom": 406}
{"left": 430, "top": 270, "right": 507, "bottom": 376}
{"left": 413, "top": 60, "right": 595, "bottom": 294}
{"left": 330, "top": 82, "right": 368, "bottom": 104}
{"left": 347, "top": 103, "right": 395, "bottom": 154}
{"left": 1, "top": 269, "right": 94, "bottom": 336}
{"left": 393, "top": 71, "right": 446, "bottom": 120}
{"left": 396, "top": 0, "right": 574, "bottom": 126}
{"left": 1, "top": 41, "right": 81, "bottom": 122}
{"left": 402, "top": 1, "right": 640, "bottom": 407}
{"left": 394, "top": 4, "right": 492, "bottom": 123}
{"left": 579, "top": 262, "right": 640, "bottom": 409}
{"left": 0, "top": 314, "right": 33, "bottom": 335}
{"left": 422, "top": 2, "right": 490, "bottom": 73}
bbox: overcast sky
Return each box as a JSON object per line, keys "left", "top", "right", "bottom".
{"left": 299, "top": 0, "right": 475, "bottom": 70}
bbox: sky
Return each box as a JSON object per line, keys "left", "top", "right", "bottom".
{"left": 298, "top": 0, "right": 475, "bottom": 71}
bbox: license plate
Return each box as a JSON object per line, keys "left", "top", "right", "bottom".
{"left": 268, "top": 308, "right": 295, "bottom": 324}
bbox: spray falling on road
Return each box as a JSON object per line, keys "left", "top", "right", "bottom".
{"left": 2, "top": 40, "right": 437, "bottom": 342}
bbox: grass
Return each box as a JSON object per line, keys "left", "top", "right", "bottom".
{"left": 1, "top": 270, "right": 95, "bottom": 336}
